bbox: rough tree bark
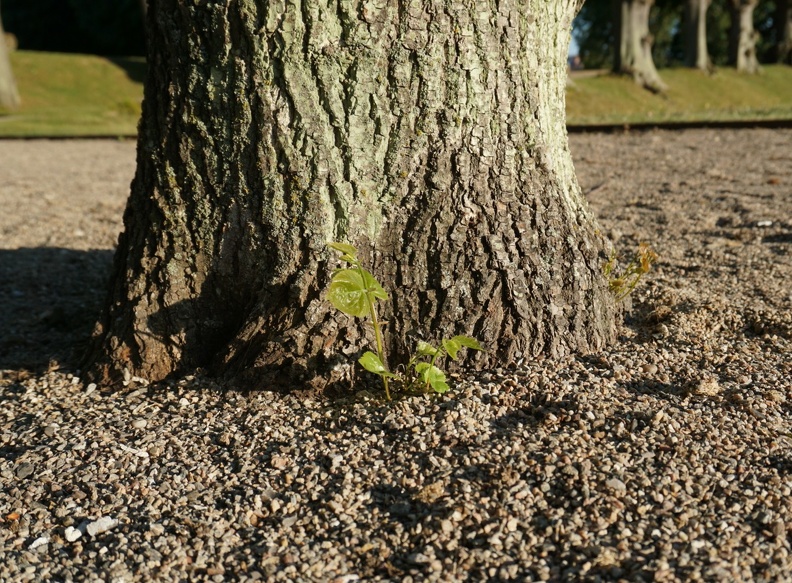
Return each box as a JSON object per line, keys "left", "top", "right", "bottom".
{"left": 728, "top": 0, "right": 760, "bottom": 73}
{"left": 775, "top": 0, "right": 792, "bottom": 64}
{"left": 84, "top": 0, "right": 619, "bottom": 392}
{"left": 684, "top": 0, "right": 714, "bottom": 71}
{"left": 0, "top": 7, "right": 20, "bottom": 111}
{"left": 614, "top": 0, "right": 667, "bottom": 92}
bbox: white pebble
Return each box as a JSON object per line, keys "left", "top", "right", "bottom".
{"left": 64, "top": 526, "right": 82, "bottom": 542}
{"left": 28, "top": 536, "right": 49, "bottom": 550}
{"left": 86, "top": 516, "right": 118, "bottom": 536}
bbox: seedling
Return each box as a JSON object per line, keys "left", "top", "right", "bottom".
{"left": 326, "top": 242, "right": 483, "bottom": 400}
{"left": 604, "top": 243, "right": 658, "bottom": 301}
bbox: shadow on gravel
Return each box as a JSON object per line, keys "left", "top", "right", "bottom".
{"left": 762, "top": 233, "right": 792, "bottom": 245}
{"left": 620, "top": 378, "right": 689, "bottom": 401}
{"left": 0, "top": 248, "right": 113, "bottom": 373}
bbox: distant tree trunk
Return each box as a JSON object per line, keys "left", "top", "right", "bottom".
{"left": 0, "top": 8, "right": 20, "bottom": 110}
{"left": 140, "top": 0, "right": 147, "bottom": 17}
{"left": 84, "top": 0, "right": 620, "bottom": 392}
{"left": 614, "top": 0, "right": 667, "bottom": 92}
{"left": 775, "top": 0, "right": 792, "bottom": 64}
{"left": 685, "top": 0, "right": 714, "bottom": 71}
{"left": 728, "top": 0, "right": 760, "bottom": 73}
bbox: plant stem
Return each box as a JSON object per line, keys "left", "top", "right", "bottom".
{"left": 358, "top": 264, "right": 391, "bottom": 401}
{"left": 426, "top": 351, "right": 441, "bottom": 393}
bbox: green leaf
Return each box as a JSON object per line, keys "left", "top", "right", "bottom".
{"left": 414, "top": 362, "right": 447, "bottom": 393}
{"left": 328, "top": 242, "right": 358, "bottom": 257}
{"left": 452, "top": 335, "right": 484, "bottom": 352}
{"left": 416, "top": 341, "right": 440, "bottom": 357}
{"left": 432, "top": 381, "right": 451, "bottom": 394}
{"left": 442, "top": 338, "right": 461, "bottom": 360}
{"left": 358, "top": 268, "right": 388, "bottom": 301}
{"left": 358, "top": 352, "right": 395, "bottom": 377}
{"left": 327, "top": 269, "right": 369, "bottom": 317}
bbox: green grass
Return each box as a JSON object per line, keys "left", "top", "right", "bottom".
{"left": 566, "top": 66, "right": 792, "bottom": 126}
{"left": 0, "top": 51, "right": 144, "bottom": 137}
{"left": 1, "top": 51, "right": 791, "bottom": 136}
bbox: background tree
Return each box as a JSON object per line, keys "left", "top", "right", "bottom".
{"left": 615, "top": 0, "right": 668, "bottom": 91}
{"left": 573, "top": 0, "right": 783, "bottom": 70}
{"left": 84, "top": 0, "right": 620, "bottom": 391}
{"left": 773, "top": 0, "right": 791, "bottom": 62}
{"left": 0, "top": 5, "right": 19, "bottom": 110}
{"left": 728, "top": 0, "right": 761, "bottom": 72}
{"left": 685, "top": 0, "right": 715, "bottom": 70}
{"left": 574, "top": 0, "right": 680, "bottom": 70}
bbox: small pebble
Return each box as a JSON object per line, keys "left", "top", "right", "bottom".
{"left": 28, "top": 536, "right": 49, "bottom": 550}
{"left": 86, "top": 517, "right": 118, "bottom": 536}
{"left": 64, "top": 526, "right": 82, "bottom": 542}
{"left": 15, "top": 462, "right": 35, "bottom": 480}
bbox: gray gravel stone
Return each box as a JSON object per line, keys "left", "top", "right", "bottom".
{"left": 14, "top": 462, "right": 34, "bottom": 480}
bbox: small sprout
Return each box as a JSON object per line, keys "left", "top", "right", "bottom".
{"left": 327, "top": 243, "right": 483, "bottom": 400}
{"left": 326, "top": 242, "right": 392, "bottom": 400}
{"left": 605, "top": 243, "right": 658, "bottom": 301}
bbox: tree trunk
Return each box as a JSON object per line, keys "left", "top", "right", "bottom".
{"left": 684, "top": 0, "right": 714, "bottom": 71}
{"left": 728, "top": 0, "right": 760, "bottom": 73}
{"left": 84, "top": 0, "right": 619, "bottom": 392}
{"left": 775, "top": 0, "right": 792, "bottom": 64}
{"left": 0, "top": 7, "right": 20, "bottom": 111}
{"left": 614, "top": 0, "right": 667, "bottom": 92}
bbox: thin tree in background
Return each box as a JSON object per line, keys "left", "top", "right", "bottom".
{"left": 685, "top": 0, "right": 714, "bottom": 71}
{"left": 615, "top": 0, "right": 668, "bottom": 91}
{"left": 0, "top": 5, "right": 20, "bottom": 110}
{"left": 728, "top": 0, "right": 761, "bottom": 72}
{"left": 775, "top": 0, "right": 792, "bottom": 64}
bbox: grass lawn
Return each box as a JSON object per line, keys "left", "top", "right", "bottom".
{"left": 1, "top": 51, "right": 791, "bottom": 136}
{"left": 566, "top": 66, "right": 792, "bottom": 126}
{"left": 0, "top": 51, "right": 144, "bottom": 137}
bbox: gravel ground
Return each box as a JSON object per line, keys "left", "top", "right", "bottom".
{"left": 1, "top": 130, "right": 791, "bottom": 582}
